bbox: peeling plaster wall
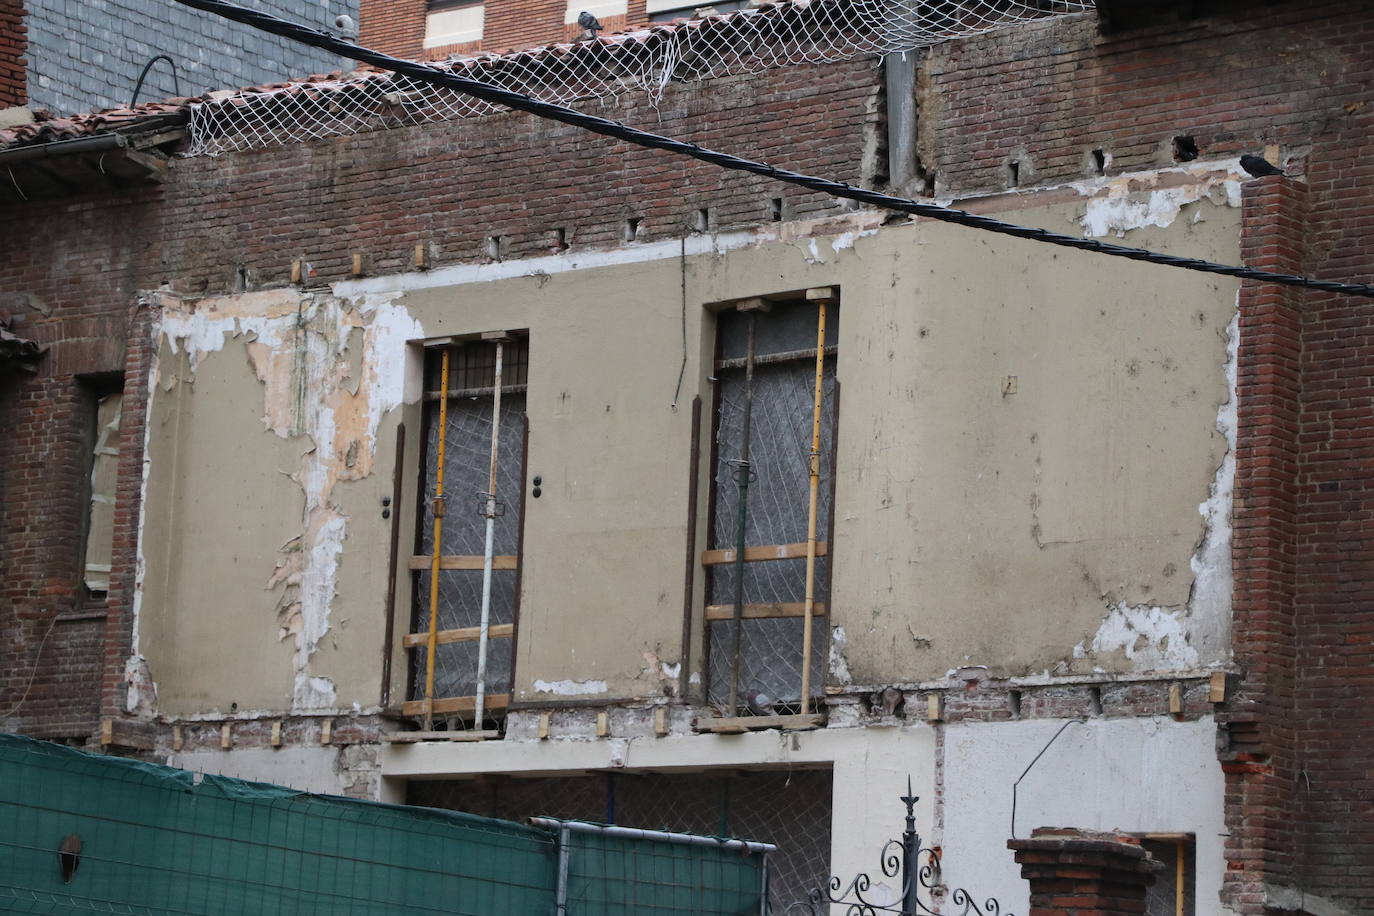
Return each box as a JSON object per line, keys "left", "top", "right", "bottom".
{"left": 138, "top": 289, "right": 422, "bottom": 716}
{"left": 136, "top": 167, "right": 1240, "bottom": 715}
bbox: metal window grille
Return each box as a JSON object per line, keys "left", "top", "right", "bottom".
{"left": 705, "top": 298, "right": 839, "bottom": 713}
{"left": 406, "top": 336, "right": 529, "bottom": 729}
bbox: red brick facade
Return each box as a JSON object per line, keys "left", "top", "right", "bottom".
{"left": 0, "top": 0, "right": 25, "bottom": 108}
{"left": 360, "top": 0, "right": 652, "bottom": 60}
{"left": 5, "top": 2, "right": 1374, "bottom": 912}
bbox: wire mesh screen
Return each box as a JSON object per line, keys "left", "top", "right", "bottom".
{"left": 409, "top": 345, "right": 527, "bottom": 711}
{"left": 186, "top": 0, "right": 1092, "bottom": 156}
{"left": 1142, "top": 839, "right": 1196, "bottom": 916}
{"left": 0, "top": 733, "right": 555, "bottom": 915}
{"left": 707, "top": 301, "right": 837, "bottom": 709}
{"left": 409, "top": 767, "right": 833, "bottom": 913}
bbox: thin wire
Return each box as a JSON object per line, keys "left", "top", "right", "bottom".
{"left": 672, "top": 234, "right": 688, "bottom": 410}
{"left": 1010, "top": 717, "right": 1084, "bottom": 839}
{"left": 167, "top": 0, "right": 1374, "bottom": 300}
{"left": 0, "top": 614, "right": 59, "bottom": 720}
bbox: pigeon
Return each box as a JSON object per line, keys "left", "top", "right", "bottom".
{"left": 1240, "top": 154, "right": 1285, "bottom": 178}
{"left": 744, "top": 690, "right": 775, "bottom": 716}
{"left": 875, "top": 686, "right": 905, "bottom": 717}
{"left": 577, "top": 11, "right": 604, "bottom": 37}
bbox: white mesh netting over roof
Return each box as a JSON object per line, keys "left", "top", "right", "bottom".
{"left": 187, "top": 0, "right": 1094, "bottom": 156}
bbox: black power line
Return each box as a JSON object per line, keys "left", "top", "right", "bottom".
{"left": 169, "top": 0, "right": 1374, "bottom": 300}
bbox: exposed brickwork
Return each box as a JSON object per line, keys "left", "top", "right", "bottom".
{"left": 1227, "top": 175, "right": 1306, "bottom": 915}
{"left": 1290, "top": 99, "right": 1374, "bottom": 913}
{"left": 923, "top": 4, "right": 1371, "bottom": 197}
{"left": 1010, "top": 828, "right": 1162, "bottom": 916}
{"left": 0, "top": 0, "right": 25, "bottom": 108}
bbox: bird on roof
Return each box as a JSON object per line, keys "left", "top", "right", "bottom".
{"left": 577, "top": 10, "right": 604, "bottom": 38}
{"left": 1240, "top": 154, "right": 1285, "bottom": 178}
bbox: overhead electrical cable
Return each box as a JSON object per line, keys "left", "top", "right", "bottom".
{"left": 169, "top": 0, "right": 1374, "bottom": 300}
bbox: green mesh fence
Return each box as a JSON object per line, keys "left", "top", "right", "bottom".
{"left": 559, "top": 826, "right": 767, "bottom": 915}
{"left": 0, "top": 734, "right": 769, "bottom": 915}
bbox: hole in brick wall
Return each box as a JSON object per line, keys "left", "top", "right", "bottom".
{"left": 1173, "top": 135, "right": 1199, "bottom": 162}
{"left": 1089, "top": 686, "right": 1103, "bottom": 715}
{"left": 1092, "top": 148, "right": 1106, "bottom": 175}
{"left": 486, "top": 236, "right": 503, "bottom": 261}
{"left": 233, "top": 266, "right": 249, "bottom": 293}
{"left": 692, "top": 208, "right": 710, "bottom": 232}
{"left": 1006, "top": 161, "right": 1020, "bottom": 187}
{"left": 624, "top": 217, "right": 641, "bottom": 242}
{"left": 551, "top": 228, "right": 568, "bottom": 252}
{"left": 1009, "top": 689, "right": 1022, "bottom": 718}
{"left": 770, "top": 197, "right": 783, "bottom": 222}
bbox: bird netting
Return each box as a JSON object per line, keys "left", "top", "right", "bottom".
{"left": 186, "top": 0, "right": 1093, "bottom": 155}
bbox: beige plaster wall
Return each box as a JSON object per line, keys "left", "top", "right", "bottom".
{"left": 134, "top": 166, "right": 1241, "bottom": 716}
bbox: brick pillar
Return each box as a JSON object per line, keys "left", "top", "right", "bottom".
{"left": 1008, "top": 828, "right": 1162, "bottom": 916}
{"left": 1223, "top": 174, "right": 1307, "bottom": 913}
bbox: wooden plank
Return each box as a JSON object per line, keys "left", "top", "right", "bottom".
{"left": 385, "top": 729, "right": 501, "bottom": 743}
{"left": 701, "top": 541, "right": 827, "bottom": 566}
{"left": 694, "top": 714, "right": 824, "bottom": 734}
{"left": 704, "top": 602, "right": 826, "bottom": 621}
{"left": 408, "top": 554, "right": 518, "bottom": 571}
{"left": 1209, "top": 671, "right": 1228, "bottom": 703}
{"left": 402, "top": 622, "right": 514, "bottom": 649}
{"left": 401, "top": 693, "right": 510, "bottom": 717}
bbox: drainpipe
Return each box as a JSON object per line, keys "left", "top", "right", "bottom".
{"left": 885, "top": 51, "right": 919, "bottom": 192}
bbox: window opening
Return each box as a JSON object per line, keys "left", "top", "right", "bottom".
{"left": 404, "top": 334, "right": 529, "bottom": 736}
{"left": 1139, "top": 835, "right": 1195, "bottom": 916}
{"left": 424, "top": 0, "right": 484, "bottom": 48}
{"left": 702, "top": 291, "right": 838, "bottom": 722}
{"left": 83, "top": 389, "right": 123, "bottom": 599}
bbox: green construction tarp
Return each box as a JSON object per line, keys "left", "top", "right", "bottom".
{"left": 0, "top": 733, "right": 767, "bottom": 915}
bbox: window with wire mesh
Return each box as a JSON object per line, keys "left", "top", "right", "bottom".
{"left": 409, "top": 766, "right": 833, "bottom": 913}
{"left": 706, "top": 298, "right": 838, "bottom": 712}
{"left": 1140, "top": 836, "right": 1195, "bottom": 916}
{"left": 409, "top": 336, "right": 529, "bottom": 721}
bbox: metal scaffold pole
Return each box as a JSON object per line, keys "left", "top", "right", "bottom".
{"left": 799, "top": 288, "right": 830, "bottom": 715}
{"left": 728, "top": 303, "right": 763, "bottom": 717}
{"left": 422, "top": 345, "right": 451, "bottom": 732}
{"left": 474, "top": 337, "right": 506, "bottom": 728}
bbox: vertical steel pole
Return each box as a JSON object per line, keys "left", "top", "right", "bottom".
{"left": 475, "top": 340, "right": 504, "bottom": 728}
{"left": 422, "top": 348, "right": 451, "bottom": 731}
{"left": 728, "top": 312, "right": 757, "bottom": 717}
{"left": 799, "top": 297, "right": 827, "bottom": 715}
{"left": 555, "top": 823, "right": 571, "bottom": 916}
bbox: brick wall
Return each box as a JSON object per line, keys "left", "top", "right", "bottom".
{"left": 0, "top": 0, "right": 24, "bottom": 108}
{"left": 1290, "top": 98, "right": 1374, "bottom": 913}
{"left": 4, "top": 3, "right": 1374, "bottom": 910}
{"left": 361, "top": 0, "right": 653, "bottom": 61}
